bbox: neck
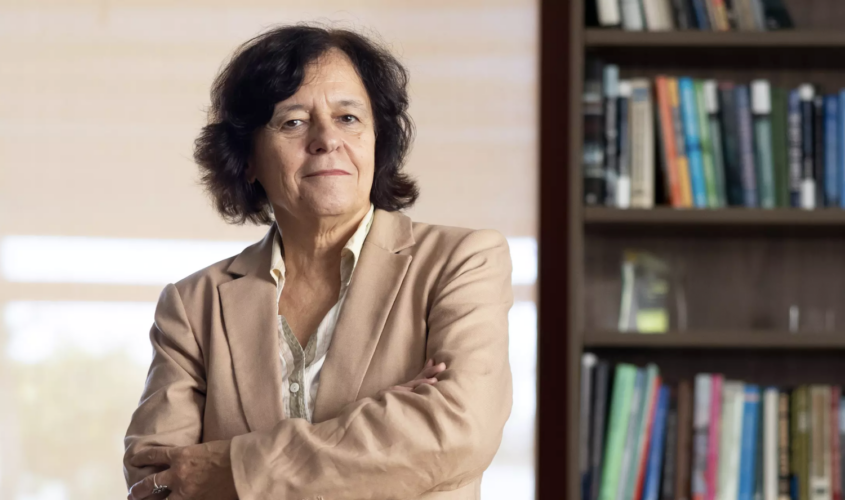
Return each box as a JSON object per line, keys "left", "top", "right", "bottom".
{"left": 273, "top": 203, "right": 370, "bottom": 275}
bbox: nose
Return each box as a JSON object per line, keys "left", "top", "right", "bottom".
{"left": 308, "top": 118, "right": 342, "bottom": 155}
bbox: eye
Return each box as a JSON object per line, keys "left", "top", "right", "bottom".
{"left": 339, "top": 115, "right": 358, "bottom": 124}
{"left": 282, "top": 119, "right": 304, "bottom": 129}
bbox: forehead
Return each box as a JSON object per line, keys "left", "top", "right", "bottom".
{"left": 294, "top": 49, "right": 369, "bottom": 101}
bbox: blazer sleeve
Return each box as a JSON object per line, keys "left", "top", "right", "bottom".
{"left": 229, "top": 228, "right": 514, "bottom": 500}
{"left": 123, "top": 283, "right": 207, "bottom": 489}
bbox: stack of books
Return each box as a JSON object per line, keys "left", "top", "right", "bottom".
{"left": 589, "top": 0, "right": 793, "bottom": 31}
{"left": 583, "top": 61, "right": 845, "bottom": 210}
{"left": 580, "top": 354, "right": 845, "bottom": 500}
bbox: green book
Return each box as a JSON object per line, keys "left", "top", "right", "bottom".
{"left": 771, "top": 87, "right": 790, "bottom": 207}
{"left": 624, "top": 364, "right": 659, "bottom": 500}
{"left": 695, "top": 80, "right": 719, "bottom": 207}
{"left": 752, "top": 79, "right": 776, "bottom": 208}
{"left": 704, "top": 80, "right": 727, "bottom": 207}
{"left": 599, "top": 364, "right": 638, "bottom": 500}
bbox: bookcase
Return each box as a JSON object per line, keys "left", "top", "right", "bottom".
{"left": 537, "top": 0, "right": 845, "bottom": 498}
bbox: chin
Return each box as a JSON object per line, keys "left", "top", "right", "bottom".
{"left": 302, "top": 190, "right": 366, "bottom": 218}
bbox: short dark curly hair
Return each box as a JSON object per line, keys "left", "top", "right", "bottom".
{"left": 193, "top": 25, "right": 419, "bottom": 225}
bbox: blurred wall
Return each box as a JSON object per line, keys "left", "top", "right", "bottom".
{"left": 0, "top": 1, "right": 538, "bottom": 499}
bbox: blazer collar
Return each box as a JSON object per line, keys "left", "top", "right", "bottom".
{"left": 219, "top": 208, "right": 415, "bottom": 431}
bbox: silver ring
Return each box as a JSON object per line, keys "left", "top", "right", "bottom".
{"left": 152, "top": 473, "right": 170, "bottom": 495}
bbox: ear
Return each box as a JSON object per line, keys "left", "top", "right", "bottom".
{"left": 245, "top": 159, "right": 257, "bottom": 184}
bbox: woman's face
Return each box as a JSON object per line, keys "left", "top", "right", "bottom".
{"left": 248, "top": 48, "right": 376, "bottom": 221}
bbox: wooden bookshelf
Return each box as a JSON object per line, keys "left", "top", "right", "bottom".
{"left": 538, "top": 0, "right": 845, "bottom": 499}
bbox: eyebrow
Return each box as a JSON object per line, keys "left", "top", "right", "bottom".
{"left": 273, "top": 99, "right": 367, "bottom": 116}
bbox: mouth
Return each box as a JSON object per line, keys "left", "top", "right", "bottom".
{"left": 305, "top": 169, "right": 351, "bottom": 178}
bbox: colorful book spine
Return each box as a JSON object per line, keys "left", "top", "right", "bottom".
{"left": 824, "top": 94, "right": 840, "bottom": 207}
{"left": 603, "top": 65, "right": 620, "bottom": 207}
{"left": 706, "top": 375, "right": 724, "bottom": 500}
{"left": 752, "top": 80, "right": 776, "bottom": 208}
{"left": 679, "top": 77, "right": 708, "bottom": 207}
{"left": 771, "top": 87, "right": 790, "bottom": 207}
{"left": 599, "top": 364, "right": 638, "bottom": 500}
{"left": 617, "top": 369, "right": 646, "bottom": 500}
{"left": 669, "top": 78, "right": 694, "bottom": 206}
{"left": 656, "top": 76, "right": 686, "bottom": 207}
{"left": 643, "top": 386, "right": 670, "bottom": 500}
{"left": 631, "top": 367, "right": 661, "bottom": 500}
{"left": 704, "top": 80, "right": 728, "bottom": 207}
{"left": 736, "top": 84, "right": 759, "bottom": 207}
{"left": 800, "top": 85, "right": 816, "bottom": 209}
{"left": 696, "top": 80, "right": 719, "bottom": 206}
{"left": 739, "top": 385, "right": 761, "bottom": 500}
{"left": 788, "top": 89, "right": 803, "bottom": 207}
{"left": 693, "top": 374, "right": 713, "bottom": 500}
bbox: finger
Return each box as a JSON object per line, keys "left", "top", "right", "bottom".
{"left": 426, "top": 358, "right": 434, "bottom": 368}
{"left": 127, "top": 469, "right": 175, "bottom": 500}
{"left": 128, "top": 446, "right": 173, "bottom": 467}
{"left": 420, "top": 364, "right": 446, "bottom": 379}
{"left": 402, "top": 377, "right": 438, "bottom": 389}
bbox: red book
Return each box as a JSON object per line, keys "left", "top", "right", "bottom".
{"left": 833, "top": 387, "right": 842, "bottom": 500}
{"left": 655, "top": 76, "right": 684, "bottom": 207}
{"left": 634, "top": 376, "right": 662, "bottom": 500}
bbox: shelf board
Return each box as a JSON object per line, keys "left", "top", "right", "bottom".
{"left": 584, "top": 29, "right": 845, "bottom": 48}
{"left": 583, "top": 330, "right": 845, "bottom": 349}
{"left": 584, "top": 207, "right": 845, "bottom": 225}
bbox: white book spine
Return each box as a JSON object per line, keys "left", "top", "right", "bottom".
{"left": 692, "top": 374, "right": 713, "bottom": 500}
{"left": 598, "top": 0, "right": 622, "bottom": 26}
{"left": 621, "top": 0, "right": 646, "bottom": 31}
{"left": 629, "top": 79, "right": 654, "bottom": 208}
{"left": 726, "top": 382, "right": 746, "bottom": 500}
{"left": 580, "top": 354, "right": 597, "bottom": 478}
{"left": 719, "top": 382, "right": 739, "bottom": 500}
{"left": 641, "top": 0, "right": 666, "bottom": 31}
{"left": 764, "top": 388, "right": 779, "bottom": 500}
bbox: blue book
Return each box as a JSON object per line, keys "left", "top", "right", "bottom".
{"left": 839, "top": 90, "right": 845, "bottom": 208}
{"left": 736, "top": 85, "right": 759, "bottom": 207}
{"left": 738, "top": 385, "right": 761, "bottom": 500}
{"left": 679, "top": 77, "right": 708, "bottom": 207}
{"left": 689, "top": 0, "right": 711, "bottom": 30}
{"left": 642, "top": 386, "right": 670, "bottom": 500}
{"left": 825, "top": 95, "right": 840, "bottom": 206}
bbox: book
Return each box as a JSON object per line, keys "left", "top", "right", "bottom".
{"left": 712, "top": 0, "right": 732, "bottom": 30}
{"left": 750, "top": 0, "right": 767, "bottom": 30}
{"left": 770, "top": 87, "right": 790, "bottom": 207}
{"left": 669, "top": 78, "right": 694, "bottom": 206}
{"left": 839, "top": 90, "right": 845, "bottom": 209}
{"left": 677, "top": 380, "right": 694, "bottom": 500}
{"left": 604, "top": 65, "right": 621, "bottom": 207}
{"left": 736, "top": 84, "right": 759, "bottom": 207}
{"left": 799, "top": 85, "right": 816, "bottom": 209}
{"left": 690, "top": 0, "right": 712, "bottom": 29}
{"left": 583, "top": 58, "right": 605, "bottom": 206}
{"left": 720, "top": 82, "right": 744, "bottom": 206}
{"left": 643, "top": 0, "right": 673, "bottom": 30}
{"left": 759, "top": 0, "right": 793, "bottom": 29}
{"left": 751, "top": 80, "right": 776, "bottom": 208}
{"left": 591, "top": 361, "right": 612, "bottom": 500}
{"left": 656, "top": 76, "right": 687, "bottom": 207}
{"left": 597, "top": 0, "right": 623, "bottom": 25}
{"left": 622, "top": 0, "right": 647, "bottom": 30}
{"left": 840, "top": 397, "right": 845, "bottom": 500}
{"left": 719, "top": 381, "right": 745, "bottom": 500}
{"left": 618, "top": 81, "right": 633, "bottom": 208}
{"left": 738, "top": 385, "right": 761, "bottom": 500}
{"left": 788, "top": 89, "right": 803, "bottom": 207}
{"left": 763, "top": 388, "right": 779, "bottom": 500}
{"left": 618, "top": 370, "right": 647, "bottom": 500}
{"left": 644, "top": 386, "right": 671, "bottom": 500}
{"left": 809, "top": 386, "right": 831, "bottom": 500}
{"left": 736, "top": 0, "right": 759, "bottom": 30}
{"left": 630, "top": 366, "right": 661, "bottom": 500}
{"left": 671, "top": 0, "right": 695, "bottom": 29}
{"left": 793, "top": 386, "right": 810, "bottom": 500}
{"left": 630, "top": 79, "right": 655, "bottom": 208}
{"left": 679, "top": 77, "right": 708, "bottom": 207}
{"left": 693, "top": 374, "right": 712, "bottom": 500}
{"left": 599, "top": 364, "right": 638, "bottom": 500}
{"left": 582, "top": 353, "right": 598, "bottom": 500}
{"left": 706, "top": 375, "right": 724, "bottom": 500}
{"left": 779, "top": 391, "right": 791, "bottom": 500}
{"left": 814, "top": 95, "right": 826, "bottom": 208}
{"left": 704, "top": 80, "right": 727, "bottom": 207}
{"left": 755, "top": 392, "right": 765, "bottom": 500}
{"left": 832, "top": 387, "right": 841, "bottom": 500}
{"left": 696, "top": 80, "right": 719, "bottom": 206}
{"left": 661, "top": 397, "right": 678, "bottom": 500}
{"left": 824, "top": 95, "right": 839, "bottom": 207}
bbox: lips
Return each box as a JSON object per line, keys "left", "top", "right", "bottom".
{"left": 305, "top": 169, "right": 350, "bottom": 177}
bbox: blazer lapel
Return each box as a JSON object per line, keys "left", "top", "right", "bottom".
{"left": 219, "top": 225, "right": 285, "bottom": 432}
{"left": 312, "top": 209, "right": 415, "bottom": 422}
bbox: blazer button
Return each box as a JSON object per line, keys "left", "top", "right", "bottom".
{"left": 290, "top": 382, "right": 300, "bottom": 393}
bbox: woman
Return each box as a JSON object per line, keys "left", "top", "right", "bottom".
{"left": 123, "top": 25, "right": 513, "bottom": 500}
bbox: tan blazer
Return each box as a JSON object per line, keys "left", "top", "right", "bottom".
{"left": 123, "top": 208, "right": 514, "bottom": 500}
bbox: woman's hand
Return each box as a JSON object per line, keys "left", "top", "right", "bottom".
{"left": 127, "top": 440, "right": 236, "bottom": 500}
{"left": 377, "top": 358, "right": 446, "bottom": 399}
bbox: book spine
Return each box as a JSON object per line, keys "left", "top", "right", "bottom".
{"left": 680, "top": 77, "right": 708, "bottom": 207}
{"left": 696, "top": 80, "right": 719, "bottom": 207}
{"left": 581, "top": 353, "right": 598, "bottom": 500}
{"left": 632, "top": 368, "right": 661, "bottom": 500}
{"left": 618, "top": 370, "right": 647, "bottom": 500}
{"left": 796, "top": 387, "right": 809, "bottom": 500}
{"left": 752, "top": 80, "right": 776, "bottom": 208}
{"left": 778, "top": 391, "right": 791, "bottom": 500}
{"left": 720, "top": 82, "right": 744, "bottom": 205}
{"left": 750, "top": 0, "right": 767, "bottom": 30}
{"left": 670, "top": 78, "right": 694, "bottom": 206}
{"left": 643, "top": 0, "right": 669, "bottom": 30}
{"left": 800, "top": 85, "right": 816, "bottom": 209}
{"left": 691, "top": 0, "right": 712, "bottom": 29}
{"left": 583, "top": 58, "right": 605, "bottom": 206}
{"left": 814, "top": 95, "right": 826, "bottom": 208}
{"left": 809, "top": 386, "right": 832, "bottom": 500}
{"left": 604, "top": 65, "right": 620, "bottom": 207}
{"left": 622, "top": 0, "right": 647, "bottom": 30}
{"left": 729, "top": 382, "right": 747, "bottom": 500}
{"left": 788, "top": 89, "right": 803, "bottom": 207}
{"left": 824, "top": 95, "right": 839, "bottom": 207}
{"left": 617, "top": 82, "right": 632, "bottom": 208}
{"left": 839, "top": 397, "right": 845, "bottom": 500}
{"left": 840, "top": 90, "right": 845, "bottom": 208}
{"left": 656, "top": 76, "right": 685, "bottom": 207}
{"left": 677, "top": 380, "right": 694, "bottom": 500}
{"left": 764, "top": 388, "right": 779, "bottom": 500}
{"left": 712, "top": 0, "right": 731, "bottom": 29}
{"left": 630, "top": 79, "right": 655, "bottom": 208}
{"left": 591, "top": 361, "right": 612, "bottom": 500}
{"left": 671, "top": 0, "right": 693, "bottom": 29}
{"left": 598, "top": 0, "right": 623, "bottom": 25}
{"left": 739, "top": 386, "right": 761, "bottom": 500}
{"left": 661, "top": 396, "right": 678, "bottom": 500}
{"left": 771, "top": 87, "right": 790, "bottom": 207}
{"left": 705, "top": 80, "right": 728, "bottom": 207}
{"left": 706, "top": 375, "right": 724, "bottom": 500}
{"left": 644, "top": 387, "right": 671, "bottom": 500}
{"left": 693, "top": 374, "right": 713, "bottom": 500}
{"left": 599, "top": 365, "right": 638, "bottom": 500}
{"left": 832, "top": 387, "right": 841, "bottom": 500}
{"left": 720, "top": 382, "right": 740, "bottom": 500}
{"left": 756, "top": 385, "right": 767, "bottom": 500}
{"left": 736, "top": 85, "right": 759, "bottom": 207}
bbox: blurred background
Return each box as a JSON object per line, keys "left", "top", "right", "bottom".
{"left": 0, "top": 1, "right": 538, "bottom": 499}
